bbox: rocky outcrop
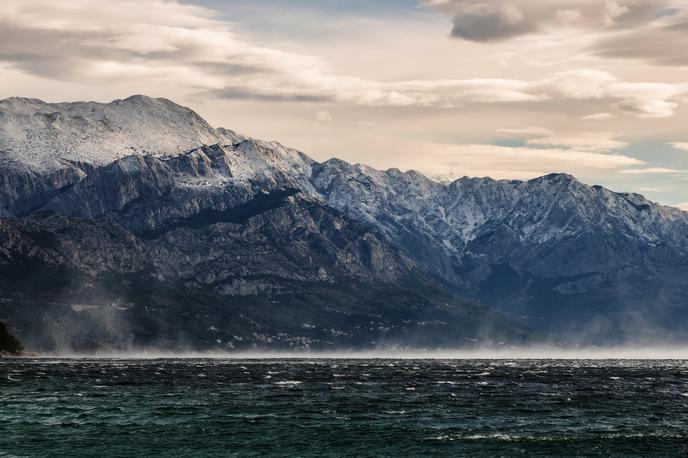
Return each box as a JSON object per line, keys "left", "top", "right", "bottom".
{"left": 0, "top": 321, "right": 23, "bottom": 355}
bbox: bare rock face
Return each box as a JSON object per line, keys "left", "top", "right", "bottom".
{"left": 1, "top": 95, "right": 687, "bottom": 349}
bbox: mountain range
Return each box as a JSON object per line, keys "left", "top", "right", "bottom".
{"left": 1, "top": 95, "right": 686, "bottom": 352}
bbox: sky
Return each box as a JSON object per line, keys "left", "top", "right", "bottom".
{"left": 1, "top": 0, "right": 687, "bottom": 208}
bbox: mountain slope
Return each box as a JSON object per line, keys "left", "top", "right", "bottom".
{"left": 0, "top": 207, "right": 526, "bottom": 352}
{"left": 1, "top": 95, "right": 687, "bottom": 346}
{"left": 310, "top": 166, "right": 688, "bottom": 342}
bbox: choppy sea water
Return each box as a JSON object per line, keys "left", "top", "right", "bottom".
{"left": 2, "top": 359, "right": 688, "bottom": 457}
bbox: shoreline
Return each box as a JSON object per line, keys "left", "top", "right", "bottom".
{"left": 5, "top": 347, "right": 688, "bottom": 360}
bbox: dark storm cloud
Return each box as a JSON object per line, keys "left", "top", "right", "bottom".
{"left": 424, "top": 0, "right": 675, "bottom": 43}
{"left": 448, "top": 4, "right": 536, "bottom": 42}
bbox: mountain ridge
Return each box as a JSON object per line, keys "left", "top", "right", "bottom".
{"left": 1, "top": 95, "right": 688, "bottom": 348}
{"left": 1, "top": 95, "right": 684, "bottom": 213}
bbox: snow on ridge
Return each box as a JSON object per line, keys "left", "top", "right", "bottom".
{"left": 0, "top": 95, "right": 233, "bottom": 172}
{"left": 1, "top": 94, "right": 685, "bottom": 231}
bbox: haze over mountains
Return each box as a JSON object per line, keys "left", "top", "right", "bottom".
{"left": 1, "top": 95, "right": 687, "bottom": 352}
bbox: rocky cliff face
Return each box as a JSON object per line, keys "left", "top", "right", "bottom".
{"left": 0, "top": 95, "right": 686, "bottom": 348}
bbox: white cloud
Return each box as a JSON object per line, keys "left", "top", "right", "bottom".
{"left": 495, "top": 128, "right": 627, "bottom": 152}
{"left": 413, "top": 142, "right": 644, "bottom": 180}
{"left": 583, "top": 112, "right": 615, "bottom": 120}
{"left": 496, "top": 127, "right": 554, "bottom": 137}
{"left": 539, "top": 70, "right": 683, "bottom": 118}
{"left": 608, "top": 82, "right": 680, "bottom": 118}
{"left": 618, "top": 167, "right": 683, "bottom": 174}
{"left": 676, "top": 202, "right": 688, "bottom": 211}
{"left": 671, "top": 142, "right": 688, "bottom": 152}
{"left": 527, "top": 131, "right": 627, "bottom": 152}
{"left": 603, "top": 1, "right": 631, "bottom": 26}
{"left": 0, "top": 1, "right": 683, "bottom": 118}
{"left": 315, "top": 111, "right": 333, "bottom": 123}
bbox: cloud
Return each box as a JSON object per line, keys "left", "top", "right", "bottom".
{"left": 426, "top": 1, "right": 536, "bottom": 42}
{"left": 203, "top": 77, "right": 550, "bottom": 107}
{"left": 608, "top": 82, "right": 680, "bottom": 118}
{"left": 426, "top": 1, "right": 688, "bottom": 69}
{"left": 538, "top": 70, "right": 683, "bottom": 118}
{"left": 0, "top": 0, "right": 682, "bottom": 118}
{"left": 618, "top": 167, "right": 684, "bottom": 174}
{"left": 527, "top": 131, "right": 627, "bottom": 152}
{"left": 497, "top": 127, "right": 628, "bottom": 152}
{"left": 415, "top": 142, "right": 644, "bottom": 180}
{"left": 424, "top": 0, "right": 671, "bottom": 42}
{"left": 204, "top": 87, "right": 331, "bottom": 103}
{"left": 0, "top": 0, "right": 324, "bottom": 89}
{"left": 676, "top": 202, "right": 688, "bottom": 211}
{"left": 583, "top": 112, "right": 615, "bottom": 120}
{"left": 593, "top": 9, "right": 688, "bottom": 66}
{"left": 0, "top": 0, "right": 539, "bottom": 109}
{"left": 496, "top": 126, "right": 554, "bottom": 138}
{"left": 447, "top": 4, "right": 536, "bottom": 42}
{"left": 315, "top": 111, "right": 333, "bottom": 123}
{"left": 671, "top": 142, "right": 688, "bottom": 152}
{"left": 424, "top": 0, "right": 688, "bottom": 66}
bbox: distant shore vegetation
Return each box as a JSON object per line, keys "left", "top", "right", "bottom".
{"left": 0, "top": 321, "right": 23, "bottom": 356}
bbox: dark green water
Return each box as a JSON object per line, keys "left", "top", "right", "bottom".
{"left": 1, "top": 359, "right": 688, "bottom": 457}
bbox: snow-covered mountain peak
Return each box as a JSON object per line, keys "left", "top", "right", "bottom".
{"left": 1, "top": 94, "right": 686, "bottom": 235}
{"left": 536, "top": 172, "right": 577, "bottom": 182}
{"left": 0, "top": 95, "right": 231, "bottom": 172}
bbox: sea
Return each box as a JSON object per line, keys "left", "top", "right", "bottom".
{"left": 2, "top": 357, "right": 688, "bottom": 457}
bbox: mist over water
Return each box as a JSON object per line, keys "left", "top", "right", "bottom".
{"left": 40, "top": 345, "right": 688, "bottom": 360}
